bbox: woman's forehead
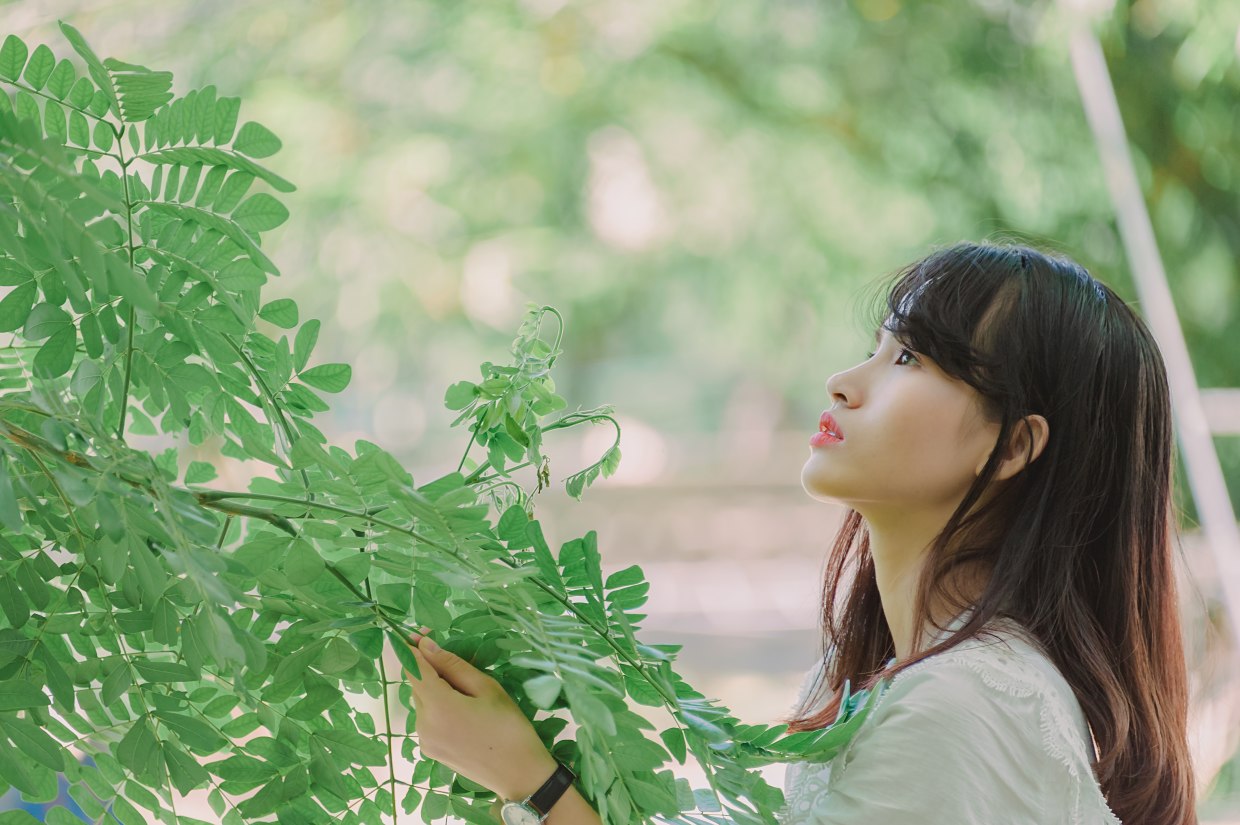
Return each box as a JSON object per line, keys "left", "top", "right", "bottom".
{"left": 873, "top": 316, "right": 902, "bottom": 345}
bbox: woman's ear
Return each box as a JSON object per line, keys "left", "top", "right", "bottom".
{"left": 992, "top": 414, "right": 1049, "bottom": 482}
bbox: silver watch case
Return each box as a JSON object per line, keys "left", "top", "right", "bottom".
{"left": 500, "top": 799, "right": 546, "bottom": 825}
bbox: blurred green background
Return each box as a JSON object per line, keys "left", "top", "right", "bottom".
{"left": 9, "top": 0, "right": 1239, "bottom": 516}
{"left": 5, "top": 0, "right": 1240, "bottom": 819}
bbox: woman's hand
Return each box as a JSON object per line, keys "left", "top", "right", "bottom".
{"left": 402, "top": 626, "right": 560, "bottom": 802}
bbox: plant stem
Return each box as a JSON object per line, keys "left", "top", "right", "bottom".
{"left": 456, "top": 425, "right": 479, "bottom": 475}
{"left": 368, "top": 578, "right": 400, "bottom": 824}
{"left": 3, "top": 77, "right": 117, "bottom": 125}
{"left": 115, "top": 124, "right": 136, "bottom": 442}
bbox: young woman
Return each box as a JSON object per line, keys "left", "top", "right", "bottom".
{"left": 783, "top": 241, "right": 1196, "bottom": 824}
{"left": 402, "top": 241, "right": 1198, "bottom": 825}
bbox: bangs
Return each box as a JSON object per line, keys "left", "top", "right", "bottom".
{"left": 873, "top": 244, "right": 1027, "bottom": 393}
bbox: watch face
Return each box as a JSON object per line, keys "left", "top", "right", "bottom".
{"left": 500, "top": 802, "right": 542, "bottom": 825}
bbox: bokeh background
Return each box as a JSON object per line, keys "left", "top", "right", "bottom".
{"left": 4, "top": 0, "right": 1240, "bottom": 821}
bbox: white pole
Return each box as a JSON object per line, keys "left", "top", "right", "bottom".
{"left": 1063, "top": 11, "right": 1240, "bottom": 655}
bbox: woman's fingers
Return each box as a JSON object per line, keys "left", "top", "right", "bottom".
{"left": 404, "top": 630, "right": 438, "bottom": 709}
{"left": 414, "top": 636, "right": 495, "bottom": 698}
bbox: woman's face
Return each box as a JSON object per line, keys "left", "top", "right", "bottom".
{"left": 801, "top": 321, "right": 1001, "bottom": 517}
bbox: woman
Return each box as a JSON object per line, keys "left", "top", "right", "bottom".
{"left": 402, "top": 241, "right": 1198, "bottom": 825}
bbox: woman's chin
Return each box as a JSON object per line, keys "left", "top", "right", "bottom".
{"left": 800, "top": 469, "right": 844, "bottom": 504}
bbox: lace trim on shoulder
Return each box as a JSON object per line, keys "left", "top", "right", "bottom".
{"left": 780, "top": 760, "right": 834, "bottom": 823}
{"left": 796, "top": 627, "right": 1125, "bottom": 825}
{"left": 779, "top": 658, "right": 836, "bottom": 822}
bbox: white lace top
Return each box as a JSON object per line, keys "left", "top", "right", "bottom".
{"left": 778, "top": 607, "right": 1123, "bottom": 824}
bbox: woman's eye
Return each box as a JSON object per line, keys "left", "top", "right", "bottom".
{"left": 864, "top": 348, "right": 918, "bottom": 365}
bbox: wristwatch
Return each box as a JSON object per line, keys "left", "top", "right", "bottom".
{"left": 499, "top": 761, "right": 576, "bottom": 825}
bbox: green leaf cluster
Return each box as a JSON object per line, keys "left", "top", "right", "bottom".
{"left": 0, "top": 23, "right": 890, "bottom": 825}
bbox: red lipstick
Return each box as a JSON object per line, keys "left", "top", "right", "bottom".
{"left": 810, "top": 411, "right": 844, "bottom": 447}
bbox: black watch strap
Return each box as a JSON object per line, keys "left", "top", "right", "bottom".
{"left": 527, "top": 761, "right": 576, "bottom": 817}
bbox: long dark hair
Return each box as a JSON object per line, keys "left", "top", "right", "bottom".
{"left": 781, "top": 241, "right": 1197, "bottom": 825}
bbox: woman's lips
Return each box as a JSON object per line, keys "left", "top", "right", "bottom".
{"left": 811, "top": 411, "right": 845, "bottom": 447}
{"left": 810, "top": 430, "right": 844, "bottom": 447}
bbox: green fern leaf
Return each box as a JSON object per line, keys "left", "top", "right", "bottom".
{"left": 193, "top": 164, "right": 227, "bottom": 207}
{"left": 22, "top": 44, "right": 55, "bottom": 90}
{"left": 79, "top": 313, "right": 103, "bottom": 358}
{"left": 91, "top": 118, "right": 113, "bottom": 151}
{"left": 212, "top": 170, "right": 254, "bottom": 212}
{"left": 125, "top": 168, "right": 148, "bottom": 200}
{"left": 46, "top": 58, "right": 75, "bottom": 98}
{"left": 67, "top": 109, "right": 88, "bottom": 147}
{"left": 43, "top": 100, "right": 66, "bottom": 144}
{"left": 171, "top": 89, "right": 194, "bottom": 144}
{"left": 161, "top": 163, "right": 180, "bottom": 201}
{"left": 33, "top": 325, "right": 76, "bottom": 379}
{"left": 191, "top": 85, "right": 216, "bottom": 144}
{"left": 0, "top": 258, "right": 25, "bottom": 286}
{"left": 213, "top": 96, "right": 239, "bottom": 145}
{"left": 86, "top": 87, "right": 110, "bottom": 117}
{"left": 24, "top": 302, "right": 72, "bottom": 341}
{"left": 231, "top": 192, "right": 289, "bottom": 232}
{"left": 14, "top": 91, "right": 39, "bottom": 128}
{"left": 0, "top": 35, "right": 28, "bottom": 82}
{"left": 176, "top": 161, "right": 203, "bottom": 202}
{"left": 259, "top": 298, "right": 298, "bottom": 329}
{"left": 292, "top": 319, "right": 320, "bottom": 373}
{"left": 0, "top": 282, "right": 36, "bottom": 332}
{"left": 67, "top": 75, "right": 93, "bottom": 108}
{"left": 232, "top": 121, "right": 281, "bottom": 158}
{"left": 147, "top": 164, "right": 163, "bottom": 199}
{"left": 298, "top": 363, "right": 351, "bottom": 393}
{"left": 164, "top": 95, "right": 186, "bottom": 145}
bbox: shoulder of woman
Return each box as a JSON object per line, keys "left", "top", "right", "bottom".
{"left": 864, "top": 626, "right": 1098, "bottom": 771}
{"left": 868, "top": 630, "right": 1049, "bottom": 729}
{"left": 828, "top": 626, "right": 1117, "bottom": 823}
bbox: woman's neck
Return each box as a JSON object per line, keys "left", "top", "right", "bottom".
{"left": 866, "top": 518, "right": 990, "bottom": 661}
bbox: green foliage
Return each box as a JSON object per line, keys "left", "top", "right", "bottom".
{"left": 0, "top": 22, "right": 892, "bottom": 825}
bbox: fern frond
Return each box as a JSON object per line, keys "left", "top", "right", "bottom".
{"left": 101, "top": 57, "right": 173, "bottom": 123}
{"left": 136, "top": 145, "right": 295, "bottom": 193}
{"left": 140, "top": 200, "right": 277, "bottom": 275}
{"left": 56, "top": 21, "right": 121, "bottom": 119}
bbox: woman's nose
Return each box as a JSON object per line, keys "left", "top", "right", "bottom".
{"left": 825, "top": 371, "right": 851, "bottom": 407}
